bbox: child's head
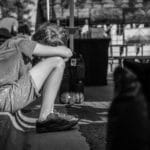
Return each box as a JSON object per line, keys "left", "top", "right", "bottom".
{"left": 32, "top": 22, "right": 68, "bottom": 46}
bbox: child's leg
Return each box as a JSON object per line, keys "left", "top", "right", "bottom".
{"left": 29, "top": 57, "right": 65, "bottom": 121}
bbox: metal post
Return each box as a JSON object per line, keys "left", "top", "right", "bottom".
{"left": 69, "top": 0, "right": 74, "bottom": 51}
{"left": 46, "top": 0, "right": 50, "bottom": 21}
{"left": 122, "top": 8, "right": 125, "bottom": 45}
{"left": 57, "top": 19, "right": 60, "bottom": 26}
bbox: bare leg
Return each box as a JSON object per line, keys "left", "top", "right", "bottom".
{"left": 29, "top": 57, "right": 65, "bottom": 121}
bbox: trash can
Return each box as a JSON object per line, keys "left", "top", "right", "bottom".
{"left": 74, "top": 38, "right": 110, "bottom": 86}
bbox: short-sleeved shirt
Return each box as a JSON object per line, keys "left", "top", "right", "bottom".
{"left": 0, "top": 35, "right": 37, "bottom": 112}
{"left": 0, "top": 35, "right": 36, "bottom": 86}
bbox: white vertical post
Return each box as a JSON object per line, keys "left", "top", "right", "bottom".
{"left": 46, "top": 0, "right": 50, "bottom": 21}
{"left": 57, "top": 19, "right": 60, "bottom": 26}
{"left": 69, "top": 0, "right": 74, "bottom": 51}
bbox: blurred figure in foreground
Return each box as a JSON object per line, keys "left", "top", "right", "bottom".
{"left": 106, "top": 60, "right": 150, "bottom": 150}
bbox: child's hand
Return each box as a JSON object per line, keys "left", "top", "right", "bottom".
{"left": 57, "top": 46, "right": 73, "bottom": 58}
{"left": 64, "top": 58, "right": 69, "bottom": 62}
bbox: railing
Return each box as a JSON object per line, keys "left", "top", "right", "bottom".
{"left": 108, "top": 44, "right": 150, "bottom": 72}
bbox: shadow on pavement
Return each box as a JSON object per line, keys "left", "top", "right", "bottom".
{"left": 66, "top": 104, "right": 108, "bottom": 150}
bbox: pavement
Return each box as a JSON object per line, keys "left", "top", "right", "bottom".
{"left": 0, "top": 78, "right": 114, "bottom": 150}
{"left": 70, "top": 80, "right": 113, "bottom": 150}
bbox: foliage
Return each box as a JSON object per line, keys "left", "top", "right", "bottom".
{"left": 0, "top": 0, "right": 35, "bottom": 27}
{"left": 91, "top": 7, "right": 122, "bottom": 22}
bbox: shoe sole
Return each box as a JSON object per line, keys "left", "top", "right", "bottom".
{"left": 36, "top": 120, "right": 78, "bottom": 133}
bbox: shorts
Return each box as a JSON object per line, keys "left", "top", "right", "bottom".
{"left": 0, "top": 73, "right": 40, "bottom": 113}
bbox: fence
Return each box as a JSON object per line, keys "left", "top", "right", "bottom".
{"left": 108, "top": 26, "right": 150, "bottom": 73}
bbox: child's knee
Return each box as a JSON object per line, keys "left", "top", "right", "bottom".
{"left": 55, "top": 57, "right": 66, "bottom": 68}
{"left": 45, "top": 57, "right": 66, "bottom": 69}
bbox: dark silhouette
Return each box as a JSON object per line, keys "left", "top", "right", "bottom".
{"left": 106, "top": 60, "right": 150, "bottom": 150}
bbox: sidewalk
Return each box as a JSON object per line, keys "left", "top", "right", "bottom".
{"left": 0, "top": 79, "right": 113, "bottom": 150}
{"left": 68, "top": 80, "right": 113, "bottom": 150}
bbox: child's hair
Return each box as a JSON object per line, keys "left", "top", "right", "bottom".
{"left": 32, "top": 22, "right": 68, "bottom": 46}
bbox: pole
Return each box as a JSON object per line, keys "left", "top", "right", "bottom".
{"left": 122, "top": 9, "right": 125, "bottom": 45}
{"left": 46, "top": 0, "right": 50, "bottom": 21}
{"left": 69, "top": 0, "right": 74, "bottom": 51}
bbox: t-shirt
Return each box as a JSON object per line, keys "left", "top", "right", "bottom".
{"left": 0, "top": 35, "right": 36, "bottom": 86}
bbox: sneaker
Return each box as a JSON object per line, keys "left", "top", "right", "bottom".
{"left": 36, "top": 112, "right": 79, "bottom": 133}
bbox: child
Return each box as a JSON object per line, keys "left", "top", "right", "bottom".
{"left": 0, "top": 23, "right": 78, "bottom": 133}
